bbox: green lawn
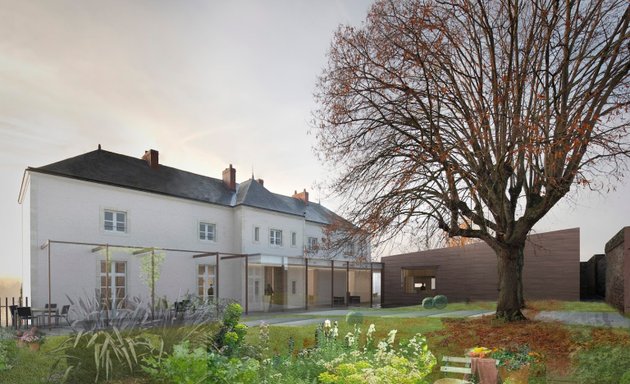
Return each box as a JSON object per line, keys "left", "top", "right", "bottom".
{"left": 244, "top": 316, "right": 445, "bottom": 356}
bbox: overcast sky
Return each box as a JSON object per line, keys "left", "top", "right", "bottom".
{"left": 0, "top": 1, "right": 628, "bottom": 281}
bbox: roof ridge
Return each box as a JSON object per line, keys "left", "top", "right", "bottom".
{"left": 28, "top": 148, "right": 336, "bottom": 224}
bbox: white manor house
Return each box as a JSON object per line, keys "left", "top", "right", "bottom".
{"left": 19, "top": 146, "right": 382, "bottom": 313}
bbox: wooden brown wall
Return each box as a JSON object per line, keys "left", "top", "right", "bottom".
{"left": 382, "top": 228, "right": 580, "bottom": 306}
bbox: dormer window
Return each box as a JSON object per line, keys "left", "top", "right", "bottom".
{"left": 104, "top": 210, "right": 126, "bottom": 233}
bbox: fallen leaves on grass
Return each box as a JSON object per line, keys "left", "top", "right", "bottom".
{"left": 427, "top": 316, "right": 575, "bottom": 375}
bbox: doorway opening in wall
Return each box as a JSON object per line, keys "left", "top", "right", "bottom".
{"left": 264, "top": 266, "right": 286, "bottom": 311}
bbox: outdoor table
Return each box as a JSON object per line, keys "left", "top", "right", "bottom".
{"left": 31, "top": 307, "right": 59, "bottom": 326}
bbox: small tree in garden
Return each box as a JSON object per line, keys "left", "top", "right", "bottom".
{"left": 314, "top": 0, "right": 629, "bottom": 320}
{"left": 138, "top": 248, "right": 165, "bottom": 319}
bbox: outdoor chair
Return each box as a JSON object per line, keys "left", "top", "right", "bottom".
{"left": 434, "top": 356, "right": 499, "bottom": 384}
{"left": 16, "top": 306, "right": 38, "bottom": 328}
{"left": 9, "top": 305, "right": 18, "bottom": 328}
{"left": 434, "top": 356, "right": 472, "bottom": 384}
{"left": 51, "top": 304, "right": 71, "bottom": 326}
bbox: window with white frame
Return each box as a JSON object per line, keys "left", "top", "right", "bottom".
{"left": 199, "top": 222, "right": 216, "bottom": 241}
{"left": 270, "top": 229, "right": 282, "bottom": 246}
{"left": 344, "top": 242, "right": 355, "bottom": 256}
{"left": 197, "top": 264, "right": 216, "bottom": 298}
{"left": 291, "top": 232, "right": 297, "bottom": 247}
{"left": 104, "top": 210, "right": 127, "bottom": 233}
{"left": 100, "top": 261, "right": 126, "bottom": 309}
{"left": 307, "top": 237, "right": 318, "bottom": 250}
{"left": 254, "top": 226, "right": 260, "bottom": 242}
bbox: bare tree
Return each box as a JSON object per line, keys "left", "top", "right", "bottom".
{"left": 314, "top": 0, "right": 629, "bottom": 320}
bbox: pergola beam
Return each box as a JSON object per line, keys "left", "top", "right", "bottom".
{"left": 192, "top": 252, "right": 219, "bottom": 259}
{"left": 133, "top": 247, "right": 156, "bottom": 255}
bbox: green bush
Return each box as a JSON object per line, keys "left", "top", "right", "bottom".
{"left": 345, "top": 311, "right": 364, "bottom": 326}
{"left": 143, "top": 341, "right": 207, "bottom": 384}
{"left": 215, "top": 303, "right": 248, "bottom": 356}
{"left": 621, "top": 370, "right": 630, "bottom": 384}
{"left": 433, "top": 295, "right": 448, "bottom": 309}
{"left": 143, "top": 340, "right": 259, "bottom": 384}
{"left": 573, "top": 346, "right": 630, "bottom": 384}
{"left": 422, "top": 297, "right": 434, "bottom": 309}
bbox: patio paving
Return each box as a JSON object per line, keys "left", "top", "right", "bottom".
{"left": 380, "top": 310, "right": 443, "bottom": 318}
{"left": 428, "top": 310, "right": 496, "bottom": 318}
{"left": 534, "top": 311, "right": 630, "bottom": 328}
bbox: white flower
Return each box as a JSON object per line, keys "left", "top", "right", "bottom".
{"left": 387, "top": 329, "right": 397, "bottom": 345}
{"left": 324, "top": 319, "right": 331, "bottom": 328}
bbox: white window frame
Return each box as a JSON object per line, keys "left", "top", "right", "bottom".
{"left": 199, "top": 222, "right": 217, "bottom": 242}
{"left": 269, "top": 229, "right": 283, "bottom": 246}
{"left": 291, "top": 232, "right": 297, "bottom": 247}
{"left": 99, "top": 260, "right": 126, "bottom": 309}
{"left": 197, "top": 264, "right": 216, "bottom": 298}
{"left": 103, "top": 209, "right": 127, "bottom": 233}
{"left": 254, "top": 226, "right": 260, "bottom": 243}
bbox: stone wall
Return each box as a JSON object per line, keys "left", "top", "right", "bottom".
{"left": 580, "top": 254, "right": 605, "bottom": 300}
{"left": 604, "top": 227, "right": 630, "bottom": 314}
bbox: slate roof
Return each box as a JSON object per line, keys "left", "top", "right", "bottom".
{"left": 29, "top": 148, "right": 337, "bottom": 225}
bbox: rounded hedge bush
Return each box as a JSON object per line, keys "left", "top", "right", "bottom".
{"left": 433, "top": 295, "right": 448, "bottom": 309}
{"left": 620, "top": 371, "right": 630, "bottom": 384}
{"left": 421, "top": 297, "right": 434, "bottom": 309}
{"left": 345, "top": 311, "right": 364, "bottom": 326}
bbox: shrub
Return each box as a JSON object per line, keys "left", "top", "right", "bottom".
{"left": 143, "top": 341, "right": 207, "bottom": 384}
{"left": 433, "top": 295, "right": 448, "bottom": 309}
{"left": 621, "top": 371, "right": 630, "bottom": 384}
{"left": 214, "top": 302, "right": 248, "bottom": 356}
{"left": 143, "top": 341, "right": 259, "bottom": 384}
{"left": 345, "top": 311, "right": 364, "bottom": 326}
{"left": 258, "top": 320, "right": 436, "bottom": 384}
{"left": 56, "top": 328, "right": 151, "bottom": 383}
{"left": 422, "top": 297, "right": 434, "bottom": 309}
{"left": 317, "top": 325, "right": 436, "bottom": 384}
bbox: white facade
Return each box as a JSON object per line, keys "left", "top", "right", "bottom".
{"left": 21, "top": 169, "right": 362, "bottom": 309}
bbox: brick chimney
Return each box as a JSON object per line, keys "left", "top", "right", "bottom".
{"left": 293, "top": 188, "right": 309, "bottom": 203}
{"left": 256, "top": 178, "right": 264, "bottom": 186}
{"left": 223, "top": 164, "right": 236, "bottom": 191}
{"left": 142, "top": 149, "right": 159, "bottom": 169}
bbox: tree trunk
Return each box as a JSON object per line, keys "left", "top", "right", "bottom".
{"left": 496, "top": 244, "right": 526, "bottom": 321}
